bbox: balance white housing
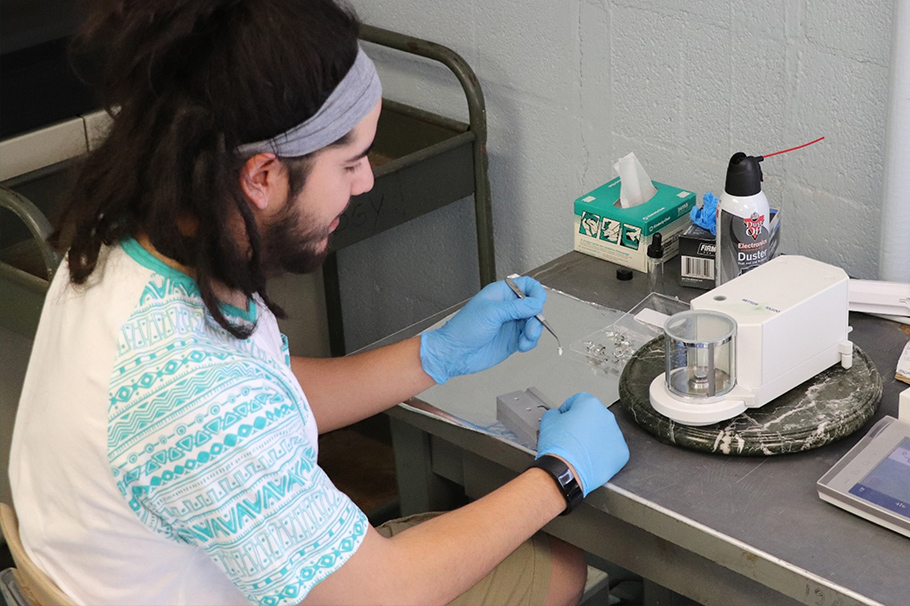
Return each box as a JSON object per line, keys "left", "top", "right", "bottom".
{"left": 650, "top": 256, "right": 854, "bottom": 426}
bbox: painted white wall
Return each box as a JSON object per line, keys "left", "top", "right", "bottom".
{"left": 880, "top": 0, "right": 910, "bottom": 282}
{"left": 337, "top": 0, "right": 894, "bottom": 350}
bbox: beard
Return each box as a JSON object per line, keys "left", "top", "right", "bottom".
{"left": 260, "top": 202, "right": 337, "bottom": 276}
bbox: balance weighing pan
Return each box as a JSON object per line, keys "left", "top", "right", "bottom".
{"left": 619, "top": 336, "right": 882, "bottom": 456}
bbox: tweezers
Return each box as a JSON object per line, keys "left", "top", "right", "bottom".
{"left": 504, "top": 276, "right": 562, "bottom": 353}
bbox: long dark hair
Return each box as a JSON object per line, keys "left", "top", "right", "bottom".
{"left": 54, "top": 0, "right": 361, "bottom": 338}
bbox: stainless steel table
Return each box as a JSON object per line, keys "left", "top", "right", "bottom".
{"left": 381, "top": 252, "right": 909, "bottom": 606}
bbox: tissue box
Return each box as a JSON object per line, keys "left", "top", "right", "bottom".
{"left": 678, "top": 208, "right": 782, "bottom": 289}
{"left": 573, "top": 178, "right": 696, "bottom": 272}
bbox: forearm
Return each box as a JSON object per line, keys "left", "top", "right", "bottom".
{"left": 292, "top": 276, "right": 546, "bottom": 433}
{"left": 303, "top": 467, "right": 566, "bottom": 606}
{"left": 382, "top": 468, "right": 566, "bottom": 603}
{"left": 290, "top": 336, "right": 436, "bottom": 433}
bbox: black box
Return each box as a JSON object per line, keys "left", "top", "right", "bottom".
{"left": 678, "top": 223, "right": 716, "bottom": 289}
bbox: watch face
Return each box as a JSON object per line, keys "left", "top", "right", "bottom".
{"left": 556, "top": 466, "right": 575, "bottom": 485}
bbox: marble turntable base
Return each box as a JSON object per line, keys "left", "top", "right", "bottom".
{"left": 618, "top": 337, "right": 882, "bottom": 456}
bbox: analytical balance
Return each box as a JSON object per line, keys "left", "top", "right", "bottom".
{"left": 649, "top": 255, "right": 855, "bottom": 426}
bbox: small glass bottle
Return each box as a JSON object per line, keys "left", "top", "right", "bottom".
{"left": 647, "top": 231, "right": 665, "bottom": 293}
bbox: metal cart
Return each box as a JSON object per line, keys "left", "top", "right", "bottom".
{"left": 0, "top": 25, "right": 495, "bottom": 350}
{"left": 324, "top": 25, "right": 495, "bottom": 354}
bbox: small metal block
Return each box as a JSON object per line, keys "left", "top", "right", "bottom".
{"left": 496, "top": 388, "right": 554, "bottom": 446}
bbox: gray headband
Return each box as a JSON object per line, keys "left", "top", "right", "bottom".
{"left": 237, "top": 47, "right": 382, "bottom": 158}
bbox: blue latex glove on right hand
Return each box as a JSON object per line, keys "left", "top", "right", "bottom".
{"left": 420, "top": 277, "right": 545, "bottom": 385}
{"left": 536, "top": 393, "right": 630, "bottom": 496}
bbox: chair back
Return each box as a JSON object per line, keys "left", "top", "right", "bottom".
{"left": 0, "top": 503, "right": 75, "bottom": 606}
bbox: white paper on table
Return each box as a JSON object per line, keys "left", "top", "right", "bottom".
{"left": 897, "top": 340, "right": 910, "bottom": 384}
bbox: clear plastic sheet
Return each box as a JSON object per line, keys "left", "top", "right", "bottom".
{"left": 408, "top": 286, "right": 627, "bottom": 451}
{"left": 569, "top": 293, "right": 688, "bottom": 376}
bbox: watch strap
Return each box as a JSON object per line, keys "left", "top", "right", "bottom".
{"left": 529, "top": 455, "right": 584, "bottom": 515}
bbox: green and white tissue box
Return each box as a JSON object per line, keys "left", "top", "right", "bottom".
{"left": 573, "top": 177, "right": 696, "bottom": 273}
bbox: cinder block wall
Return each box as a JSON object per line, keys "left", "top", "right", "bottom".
{"left": 335, "top": 0, "right": 894, "bottom": 350}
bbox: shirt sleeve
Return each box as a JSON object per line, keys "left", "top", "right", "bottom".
{"left": 108, "top": 347, "right": 367, "bottom": 606}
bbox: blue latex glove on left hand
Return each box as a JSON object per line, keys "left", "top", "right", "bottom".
{"left": 420, "top": 276, "right": 546, "bottom": 384}
{"left": 537, "top": 392, "right": 630, "bottom": 496}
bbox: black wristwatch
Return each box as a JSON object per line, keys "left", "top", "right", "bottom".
{"left": 528, "top": 455, "right": 584, "bottom": 515}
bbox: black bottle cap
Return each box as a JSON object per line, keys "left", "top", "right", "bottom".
{"left": 616, "top": 267, "right": 633, "bottom": 281}
{"left": 724, "top": 152, "right": 764, "bottom": 197}
{"left": 647, "top": 231, "right": 664, "bottom": 259}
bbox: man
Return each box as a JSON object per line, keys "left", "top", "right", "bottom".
{"left": 9, "top": 1, "right": 630, "bottom": 604}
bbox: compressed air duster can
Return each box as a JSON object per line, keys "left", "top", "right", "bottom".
{"left": 716, "top": 153, "right": 772, "bottom": 285}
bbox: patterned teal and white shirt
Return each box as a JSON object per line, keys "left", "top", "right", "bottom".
{"left": 10, "top": 239, "right": 367, "bottom": 606}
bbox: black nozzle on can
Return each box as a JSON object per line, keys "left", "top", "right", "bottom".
{"left": 724, "top": 152, "right": 764, "bottom": 197}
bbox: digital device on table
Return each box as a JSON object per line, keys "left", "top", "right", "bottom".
{"left": 818, "top": 416, "right": 910, "bottom": 539}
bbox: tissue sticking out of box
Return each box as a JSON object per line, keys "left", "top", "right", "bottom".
{"left": 613, "top": 152, "right": 658, "bottom": 209}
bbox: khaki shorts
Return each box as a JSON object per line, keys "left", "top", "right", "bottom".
{"left": 376, "top": 512, "right": 552, "bottom": 606}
